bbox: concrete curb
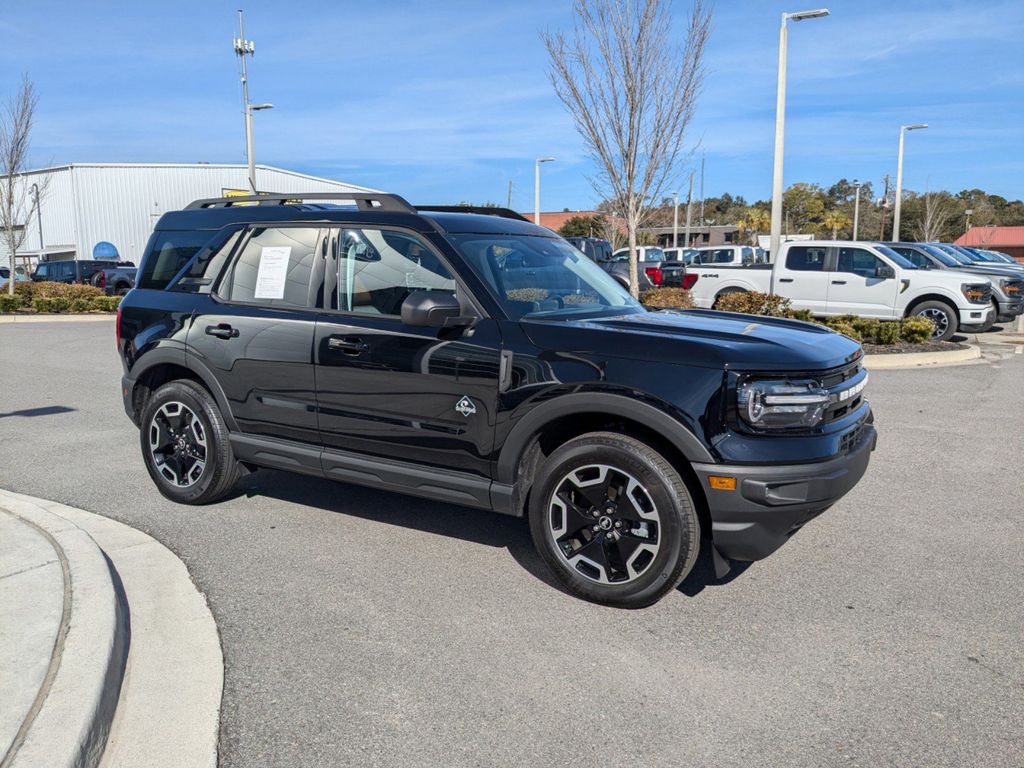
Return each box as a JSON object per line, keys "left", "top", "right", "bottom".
{"left": 862, "top": 343, "right": 981, "bottom": 370}
{"left": 0, "top": 314, "right": 115, "bottom": 324}
{"left": 0, "top": 494, "right": 128, "bottom": 768}
{"left": 0, "top": 490, "right": 223, "bottom": 768}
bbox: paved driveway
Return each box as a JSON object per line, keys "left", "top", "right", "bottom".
{"left": 1, "top": 318, "right": 1022, "bottom": 767}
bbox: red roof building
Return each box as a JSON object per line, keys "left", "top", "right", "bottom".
{"left": 520, "top": 210, "right": 626, "bottom": 236}
{"left": 955, "top": 226, "right": 1024, "bottom": 262}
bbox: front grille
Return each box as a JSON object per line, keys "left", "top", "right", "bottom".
{"left": 821, "top": 361, "right": 867, "bottom": 424}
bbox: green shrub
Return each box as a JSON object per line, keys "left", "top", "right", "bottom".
{"left": 851, "top": 317, "right": 881, "bottom": 340}
{"left": 641, "top": 287, "right": 694, "bottom": 309}
{"left": 0, "top": 294, "right": 22, "bottom": 313}
{"left": 714, "top": 290, "right": 791, "bottom": 317}
{"left": 826, "top": 320, "right": 861, "bottom": 341}
{"left": 89, "top": 296, "right": 122, "bottom": 312}
{"left": 14, "top": 281, "right": 102, "bottom": 301}
{"left": 786, "top": 308, "right": 815, "bottom": 322}
{"left": 32, "top": 296, "right": 71, "bottom": 313}
{"left": 69, "top": 297, "right": 93, "bottom": 313}
{"left": 900, "top": 316, "right": 935, "bottom": 343}
{"left": 874, "top": 322, "right": 902, "bottom": 344}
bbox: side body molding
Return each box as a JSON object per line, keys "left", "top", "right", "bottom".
{"left": 495, "top": 392, "right": 714, "bottom": 485}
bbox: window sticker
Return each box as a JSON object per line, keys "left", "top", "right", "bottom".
{"left": 254, "top": 246, "right": 291, "bottom": 299}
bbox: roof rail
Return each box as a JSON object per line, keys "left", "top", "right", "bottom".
{"left": 185, "top": 192, "right": 417, "bottom": 213}
{"left": 416, "top": 205, "right": 530, "bottom": 222}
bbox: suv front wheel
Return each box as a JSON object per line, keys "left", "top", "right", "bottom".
{"left": 528, "top": 432, "right": 700, "bottom": 608}
{"left": 140, "top": 380, "right": 241, "bottom": 504}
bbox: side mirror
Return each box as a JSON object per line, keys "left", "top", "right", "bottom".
{"left": 401, "top": 290, "right": 473, "bottom": 328}
{"left": 875, "top": 264, "right": 896, "bottom": 279}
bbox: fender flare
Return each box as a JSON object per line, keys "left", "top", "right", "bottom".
{"left": 495, "top": 392, "right": 713, "bottom": 484}
{"left": 128, "top": 346, "right": 239, "bottom": 432}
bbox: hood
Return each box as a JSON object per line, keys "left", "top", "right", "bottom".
{"left": 943, "top": 263, "right": 1024, "bottom": 279}
{"left": 523, "top": 309, "right": 862, "bottom": 372}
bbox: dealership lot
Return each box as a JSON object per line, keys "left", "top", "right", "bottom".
{"left": 1, "top": 319, "right": 1022, "bottom": 768}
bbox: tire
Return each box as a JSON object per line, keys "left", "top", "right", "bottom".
{"left": 713, "top": 288, "right": 745, "bottom": 309}
{"left": 139, "top": 380, "right": 241, "bottom": 504}
{"left": 527, "top": 432, "right": 700, "bottom": 608}
{"left": 115, "top": 284, "right": 131, "bottom": 296}
{"left": 910, "top": 300, "right": 957, "bottom": 342}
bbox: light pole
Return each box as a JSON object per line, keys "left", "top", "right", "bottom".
{"left": 234, "top": 10, "right": 273, "bottom": 193}
{"left": 534, "top": 157, "right": 554, "bottom": 225}
{"left": 769, "top": 8, "right": 830, "bottom": 259}
{"left": 684, "top": 173, "right": 694, "bottom": 247}
{"left": 892, "top": 123, "right": 928, "bottom": 241}
{"left": 852, "top": 180, "right": 862, "bottom": 240}
{"left": 964, "top": 208, "right": 973, "bottom": 233}
{"left": 672, "top": 191, "right": 679, "bottom": 247}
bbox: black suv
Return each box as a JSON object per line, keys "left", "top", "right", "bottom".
{"left": 118, "top": 193, "right": 876, "bottom": 607}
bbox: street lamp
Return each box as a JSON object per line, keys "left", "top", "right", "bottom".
{"left": 769, "top": 8, "right": 830, "bottom": 259}
{"left": 852, "top": 180, "right": 862, "bottom": 240}
{"left": 672, "top": 191, "right": 679, "bottom": 247}
{"left": 891, "top": 123, "right": 928, "bottom": 241}
{"left": 235, "top": 10, "right": 273, "bottom": 193}
{"left": 534, "top": 157, "right": 555, "bottom": 225}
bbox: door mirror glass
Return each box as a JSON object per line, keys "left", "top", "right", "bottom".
{"left": 400, "top": 289, "right": 465, "bottom": 327}
{"left": 875, "top": 264, "right": 896, "bottom": 279}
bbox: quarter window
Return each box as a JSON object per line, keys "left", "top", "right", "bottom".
{"left": 786, "top": 246, "right": 827, "bottom": 272}
{"left": 139, "top": 231, "right": 215, "bottom": 290}
{"left": 836, "top": 247, "right": 882, "bottom": 278}
{"left": 335, "top": 228, "right": 455, "bottom": 316}
{"left": 222, "top": 227, "right": 322, "bottom": 308}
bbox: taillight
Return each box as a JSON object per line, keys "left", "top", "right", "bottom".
{"left": 644, "top": 266, "right": 663, "bottom": 286}
{"left": 96, "top": 271, "right": 106, "bottom": 288}
{"left": 115, "top": 305, "right": 122, "bottom": 349}
{"left": 682, "top": 273, "right": 699, "bottom": 290}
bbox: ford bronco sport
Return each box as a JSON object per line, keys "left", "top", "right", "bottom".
{"left": 118, "top": 193, "right": 876, "bottom": 607}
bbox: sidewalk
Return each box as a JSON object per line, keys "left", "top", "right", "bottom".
{"left": 0, "top": 490, "right": 222, "bottom": 768}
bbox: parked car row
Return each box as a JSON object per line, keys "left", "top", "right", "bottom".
{"left": 683, "top": 240, "right": 1018, "bottom": 341}
{"left": 27, "top": 259, "right": 137, "bottom": 295}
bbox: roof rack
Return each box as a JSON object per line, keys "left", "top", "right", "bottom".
{"left": 185, "top": 192, "right": 417, "bottom": 213}
{"left": 416, "top": 205, "right": 530, "bottom": 222}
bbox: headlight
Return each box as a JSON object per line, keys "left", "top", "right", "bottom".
{"left": 1001, "top": 279, "right": 1022, "bottom": 295}
{"left": 737, "top": 378, "right": 831, "bottom": 429}
{"left": 961, "top": 283, "right": 990, "bottom": 304}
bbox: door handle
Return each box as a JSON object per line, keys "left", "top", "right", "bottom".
{"left": 205, "top": 323, "right": 239, "bottom": 339}
{"left": 831, "top": 280, "right": 847, "bottom": 285}
{"left": 328, "top": 335, "right": 369, "bottom": 355}
{"left": 778, "top": 278, "right": 794, "bottom": 283}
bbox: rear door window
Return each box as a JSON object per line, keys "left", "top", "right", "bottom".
{"left": 221, "top": 226, "right": 323, "bottom": 308}
{"left": 785, "top": 246, "right": 827, "bottom": 272}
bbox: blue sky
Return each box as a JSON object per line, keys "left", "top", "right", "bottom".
{"left": 2, "top": 0, "right": 1022, "bottom": 211}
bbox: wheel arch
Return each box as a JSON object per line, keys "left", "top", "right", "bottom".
{"left": 903, "top": 291, "right": 960, "bottom": 316}
{"left": 130, "top": 352, "right": 238, "bottom": 431}
{"left": 497, "top": 394, "right": 713, "bottom": 533}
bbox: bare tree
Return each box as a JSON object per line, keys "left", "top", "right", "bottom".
{"left": 544, "top": 0, "right": 711, "bottom": 297}
{"left": 1, "top": 76, "right": 46, "bottom": 296}
{"left": 914, "top": 191, "right": 954, "bottom": 242}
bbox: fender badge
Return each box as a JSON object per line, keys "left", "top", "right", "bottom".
{"left": 455, "top": 396, "right": 477, "bottom": 417}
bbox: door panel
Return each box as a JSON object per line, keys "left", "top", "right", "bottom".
{"left": 186, "top": 226, "right": 325, "bottom": 444}
{"left": 826, "top": 246, "right": 899, "bottom": 318}
{"left": 779, "top": 245, "right": 830, "bottom": 314}
{"left": 314, "top": 226, "right": 501, "bottom": 476}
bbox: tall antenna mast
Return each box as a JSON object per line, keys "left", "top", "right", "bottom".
{"left": 234, "top": 10, "right": 258, "bottom": 192}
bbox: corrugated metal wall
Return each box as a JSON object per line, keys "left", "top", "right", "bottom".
{"left": 2, "top": 164, "right": 375, "bottom": 264}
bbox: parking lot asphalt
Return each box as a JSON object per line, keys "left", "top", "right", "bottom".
{"left": 1, "top": 319, "right": 1022, "bottom": 768}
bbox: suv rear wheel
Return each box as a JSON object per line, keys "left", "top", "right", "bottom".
{"left": 528, "top": 432, "right": 700, "bottom": 608}
{"left": 140, "top": 380, "right": 240, "bottom": 504}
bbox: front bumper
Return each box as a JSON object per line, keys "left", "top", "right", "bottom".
{"left": 958, "top": 303, "right": 994, "bottom": 331}
{"left": 996, "top": 297, "right": 1024, "bottom": 322}
{"left": 692, "top": 423, "right": 877, "bottom": 561}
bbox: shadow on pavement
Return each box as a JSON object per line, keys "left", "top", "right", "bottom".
{"left": 0, "top": 405, "right": 76, "bottom": 419}
{"left": 235, "top": 468, "right": 748, "bottom": 600}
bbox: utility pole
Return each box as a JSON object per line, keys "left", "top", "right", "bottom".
{"left": 506, "top": 180, "right": 513, "bottom": 209}
{"left": 879, "top": 174, "right": 890, "bottom": 241}
{"left": 234, "top": 10, "right": 273, "bottom": 193}
{"left": 852, "top": 180, "right": 862, "bottom": 240}
{"left": 699, "top": 153, "right": 705, "bottom": 225}
{"left": 672, "top": 191, "right": 679, "bottom": 247}
{"left": 683, "top": 172, "right": 694, "bottom": 247}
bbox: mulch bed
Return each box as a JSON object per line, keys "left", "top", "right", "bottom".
{"left": 862, "top": 340, "right": 969, "bottom": 355}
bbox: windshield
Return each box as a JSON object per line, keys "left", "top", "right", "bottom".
{"left": 931, "top": 243, "right": 973, "bottom": 264}
{"left": 961, "top": 247, "right": 994, "bottom": 262}
{"left": 449, "top": 234, "right": 644, "bottom": 320}
{"left": 875, "top": 245, "right": 918, "bottom": 269}
{"left": 912, "top": 244, "right": 958, "bottom": 268}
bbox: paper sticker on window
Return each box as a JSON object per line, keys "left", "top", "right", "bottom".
{"left": 254, "top": 246, "right": 291, "bottom": 299}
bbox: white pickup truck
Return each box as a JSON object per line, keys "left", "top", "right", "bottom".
{"left": 686, "top": 240, "right": 994, "bottom": 341}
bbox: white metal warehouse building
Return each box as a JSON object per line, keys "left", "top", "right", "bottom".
{"left": 2, "top": 163, "right": 374, "bottom": 269}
